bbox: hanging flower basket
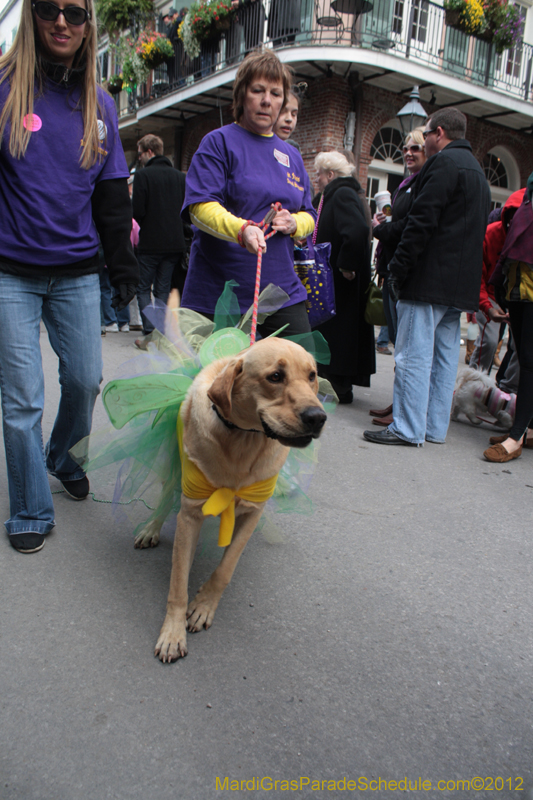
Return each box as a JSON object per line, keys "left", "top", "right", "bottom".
{"left": 136, "top": 29, "right": 174, "bottom": 69}
{"left": 95, "top": 0, "right": 154, "bottom": 38}
{"left": 444, "top": 8, "right": 462, "bottom": 27}
{"left": 215, "top": 16, "right": 232, "bottom": 31}
{"left": 444, "top": 0, "right": 484, "bottom": 34}
{"left": 185, "top": 1, "right": 236, "bottom": 43}
{"left": 444, "top": 0, "right": 523, "bottom": 50}
{"left": 476, "top": 26, "right": 494, "bottom": 42}
{"left": 112, "top": 36, "right": 150, "bottom": 88}
{"left": 106, "top": 75, "right": 123, "bottom": 94}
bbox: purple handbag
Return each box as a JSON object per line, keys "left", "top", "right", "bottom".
{"left": 294, "top": 239, "right": 336, "bottom": 328}
{"left": 293, "top": 195, "right": 336, "bottom": 328}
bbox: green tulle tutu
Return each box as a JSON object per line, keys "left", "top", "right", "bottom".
{"left": 70, "top": 281, "right": 337, "bottom": 543}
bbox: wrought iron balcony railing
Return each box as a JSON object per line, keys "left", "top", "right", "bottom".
{"left": 113, "top": 0, "right": 533, "bottom": 116}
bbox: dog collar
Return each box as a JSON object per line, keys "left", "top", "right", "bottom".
{"left": 212, "top": 404, "right": 263, "bottom": 434}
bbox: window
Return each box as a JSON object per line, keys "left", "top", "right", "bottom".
{"left": 392, "top": 0, "right": 404, "bottom": 35}
{"left": 411, "top": 0, "right": 428, "bottom": 44}
{"left": 370, "top": 126, "right": 405, "bottom": 164}
{"left": 505, "top": 3, "right": 526, "bottom": 78}
{"left": 483, "top": 152, "right": 508, "bottom": 188}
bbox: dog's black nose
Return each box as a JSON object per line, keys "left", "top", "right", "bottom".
{"left": 300, "top": 406, "right": 327, "bottom": 433}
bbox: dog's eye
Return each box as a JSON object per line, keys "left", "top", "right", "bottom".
{"left": 267, "top": 371, "right": 284, "bottom": 383}
{"left": 309, "top": 371, "right": 316, "bottom": 382}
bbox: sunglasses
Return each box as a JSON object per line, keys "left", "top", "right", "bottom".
{"left": 422, "top": 128, "right": 438, "bottom": 140}
{"left": 33, "top": 1, "right": 90, "bottom": 25}
{"left": 402, "top": 144, "right": 423, "bottom": 154}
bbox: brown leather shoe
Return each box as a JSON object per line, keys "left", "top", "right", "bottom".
{"left": 489, "top": 434, "right": 533, "bottom": 449}
{"left": 483, "top": 442, "right": 522, "bottom": 463}
{"left": 369, "top": 403, "right": 393, "bottom": 417}
{"left": 372, "top": 413, "right": 393, "bottom": 426}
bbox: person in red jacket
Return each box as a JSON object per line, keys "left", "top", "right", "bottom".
{"left": 468, "top": 188, "right": 525, "bottom": 372}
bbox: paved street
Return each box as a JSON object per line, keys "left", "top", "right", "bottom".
{"left": 1, "top": 323, "right": 532, "bottom": 800}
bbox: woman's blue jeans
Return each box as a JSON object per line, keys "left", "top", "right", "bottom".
{"left": 0, "top": 273, "right": 103, "bottom": 535}
{"left": 389, "top": 300, "right": 461, "bottom": 444}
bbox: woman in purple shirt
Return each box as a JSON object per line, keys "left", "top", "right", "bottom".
{"left": 0, "top": 0, "right": 138, "bottom": 553}
{"left": 181, "top": 49, "right": 315, "bottom": 337}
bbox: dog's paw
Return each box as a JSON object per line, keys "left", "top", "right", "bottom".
{"left": 134, "top": 521, "right": 161, "bottom": 549}
{"left": 154, "top": 622, "right": 188, "bottom": 663}
{"left": 186, "top": 587, "right": 219, "bottom": 632}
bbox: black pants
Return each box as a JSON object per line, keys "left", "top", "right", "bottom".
{"left": 508, "top": 301, "right": 533, "bottom": 440}
{"left": 201, "top": 300, "right": 310, "bottom": 338}
{"left": 256, "top": 300, "right": 310, "bottom": 338}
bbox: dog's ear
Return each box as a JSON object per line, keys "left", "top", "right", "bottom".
{"left": 207, "top": 358, "right": 244, "bottom": 419}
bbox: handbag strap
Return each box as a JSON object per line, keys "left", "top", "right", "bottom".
{"left": 312, "top": 194, "right": 324, "bottom": 246}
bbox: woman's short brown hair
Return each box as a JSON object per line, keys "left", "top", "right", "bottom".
{"left": 232, "top": 49, "right": 292, "bottom": 122}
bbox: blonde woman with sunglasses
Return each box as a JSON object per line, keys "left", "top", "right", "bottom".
{"left": 0, "top": 0, "right": 138, "bottom": 553}
{"left": 372, "top": 129, "right": 427, "bottom": 344}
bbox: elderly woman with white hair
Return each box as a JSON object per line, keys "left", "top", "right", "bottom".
{"left": 313, "top": 151, "right": 375, "bottom": 403}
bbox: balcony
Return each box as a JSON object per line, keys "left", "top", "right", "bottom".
{"left": 112, "top": 0, "right": 533, "bottom": 120}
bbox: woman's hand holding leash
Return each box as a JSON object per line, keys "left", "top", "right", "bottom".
{"left": 272, "top": 208, "right": 297, "bottom": 236}
{"left": 243, "top": 225, "right": 267, "bottom": 255}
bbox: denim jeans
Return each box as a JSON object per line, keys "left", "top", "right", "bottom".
{"left": 99, "top": 267, "right": 130, "bottom": 328}
{"left": 137, "top": 253, "right": 180, "bottom": 334}
{"left": 376, "top": 325, "right": 390, "bottom": 347}
{"left": 0, "top": 273, "right": 103, "bottom": 535}
{"left": 388, "top": 300, "right": 461, "bottom": 444}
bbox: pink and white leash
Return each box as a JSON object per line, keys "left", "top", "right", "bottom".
{"left": 249, "top": 202, "right": 282, "bottom": 345}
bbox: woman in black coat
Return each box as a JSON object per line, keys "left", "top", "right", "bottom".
{"left": 313, "top": 152, "right": 376, "bottom": 403}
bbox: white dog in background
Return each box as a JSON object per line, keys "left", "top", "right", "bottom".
{"left": 451, "top": 369, "right": 516, "bottom": 429}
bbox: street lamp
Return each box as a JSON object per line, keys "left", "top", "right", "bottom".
{"left": 396, "top": 86, "right": 428, "bottom": 138}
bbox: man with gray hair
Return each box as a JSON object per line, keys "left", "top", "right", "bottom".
{"left": 364, "top": 108, "right": 491, "bottom": 447}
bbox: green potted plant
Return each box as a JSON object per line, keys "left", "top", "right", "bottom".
{"left": 106, "top": 73, "right": 123, "bottom": 94}
{"left": 112, "top": 35, "right": 150, "bottom": 91}
{"left": 178, "top": 12, "right": 201, "bottom": 58}
{"left": 96, "top": 0, "right": 154, "bottom": 38}
{"left": 443, "top": 0, "right": 484, "bottom": 34}
{"left": 185, "top": 1, "right": 236, "bottom": 43}
{"left": 482, "top": 0, "right": 524, "bottom": 52}
{"left": 136, "top": 29, "right": 174, "bottom": 69}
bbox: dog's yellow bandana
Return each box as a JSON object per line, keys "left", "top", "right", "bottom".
{"left": 177, "top": 411, "right": 279, "bottom": 547}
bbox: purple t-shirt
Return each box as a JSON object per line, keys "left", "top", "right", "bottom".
{"left": 0, "top": 78, "right": 129, "bottom": 266}
{"left": 181, "top": 123, "right": 315, "bottom": 313}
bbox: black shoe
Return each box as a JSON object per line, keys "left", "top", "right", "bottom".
{"left": 337, "top": 389, "right": 353, "bottom": 405}
{"left": 363, "top": 429, "right": 421, "bottom": 446}
{"left": 61, "top": 475, "right": 90, "bottom": 500}
{"left": 9, "top": 532, "right": 46, "bottom": 553}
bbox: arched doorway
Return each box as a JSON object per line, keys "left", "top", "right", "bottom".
{"left": 482, "top": 146, "right": 520, "bottom": 210}
{"left": 366, "top": 121, "right": 406, "bottom": 216}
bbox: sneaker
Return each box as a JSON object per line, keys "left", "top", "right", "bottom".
{"left": 60, "top": 475, "right": 90, "bottom": 500}
{"left": 376, "top": 345, "right": 393, "bottom": 355}
{"left": 9, "top": 532, "right": 46, "bottom": 553}
{"left": 119, "top": 323, "right": 130, "bottom": 332}
{"left": 105, "top": 323, "right": 119, "bottom": 333}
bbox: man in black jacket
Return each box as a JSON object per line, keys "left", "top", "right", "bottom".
{"left": 133, "top": 134, "right": 186, "bottom": 348}
{"left": 364, "top": 108, "right": 491, "bottom": 447}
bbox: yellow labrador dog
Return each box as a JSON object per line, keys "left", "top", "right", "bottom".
{"left": 155, "top": 337, "right": 327, "bottom": 663}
